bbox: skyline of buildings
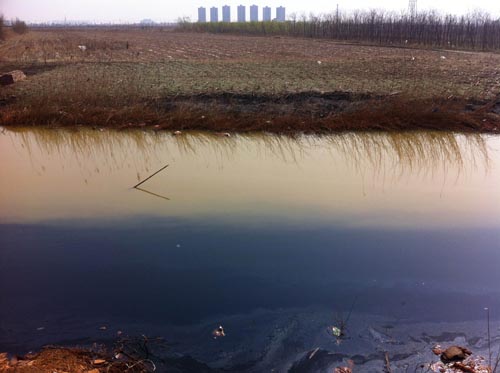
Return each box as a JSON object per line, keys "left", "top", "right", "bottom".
{"left": 210, "top": 6, "right": 218, "bottom": 22}
{"left": 263, "top": 6, "right": 271, "bottom": 21}
{"left": 222, "top": 5, "right": 231, "bottom": 22}
{"left": 237, "top": 5, "right": 246, "bottom": 22}
{"left": 276, "top": 5, "right": 286, "bottom": 21}
{"left": 250, "top": 5, "right": 258, "bottom": 22}
{"left": 197, "top": 6, "right": 207, "bottom": 22}
{"left": 198, "top": 5, "right": 286, "bottom": 23}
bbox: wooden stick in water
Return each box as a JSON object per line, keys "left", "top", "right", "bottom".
{"left": 133, "top": 164, "right": 169, "bottom": 189}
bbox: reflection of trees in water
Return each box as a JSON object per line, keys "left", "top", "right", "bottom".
{"left": 4, "top": 128, "right": 492, "bottom": 184}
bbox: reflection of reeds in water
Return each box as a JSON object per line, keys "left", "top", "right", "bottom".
{"left": 324, "top": 132, "right": 490, "bottom": 181}
{"left": 5, "top": 128, "right": 168, "bottom": 182}
{"left": 3, "top": 128, "right": 492, "bottom": 184}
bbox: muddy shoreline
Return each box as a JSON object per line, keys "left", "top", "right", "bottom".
{"left": 1, "top": 309, "right": 497, "bottom": 372}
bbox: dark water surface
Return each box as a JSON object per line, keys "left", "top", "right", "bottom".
{"left": 1, "top": 129, "right": 499, "bottom": 370}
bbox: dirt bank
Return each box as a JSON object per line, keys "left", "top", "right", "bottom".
{"left": 2, "top": 91, "right": 498, "bottom": 133}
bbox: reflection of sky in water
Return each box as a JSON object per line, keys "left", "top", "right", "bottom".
{"left": 0, "top": 128, "right": 498, "bottom": 229}
{"left": 0, "top": 128, "right": 499, "bottom": 353}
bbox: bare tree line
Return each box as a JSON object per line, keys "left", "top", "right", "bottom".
{"left": 0, "top": 16, "right": 29, "bottom": 39}
{"left": 178, "top": 10, "right": 500, "bottom": 51}
{"left": 0, "top": 15, "right": 5, "bottom": 41}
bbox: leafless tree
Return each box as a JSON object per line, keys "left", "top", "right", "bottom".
{"left": 178, "top": 10, "right": 500, "bottom": 51}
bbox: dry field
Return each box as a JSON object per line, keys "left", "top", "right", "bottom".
{"left": 1, "top": 28, "right": 499, "bottom": 132}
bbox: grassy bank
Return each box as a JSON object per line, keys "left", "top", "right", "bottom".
{"left": 0, "top": 28, "right": 499, "bottom": 132}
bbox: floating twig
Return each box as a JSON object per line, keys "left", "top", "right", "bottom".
{"left": 133, "top": 164, "right": 169, "bottom": 189}
{"left": 344, "top": 295, "right": 358, "bottom": 327}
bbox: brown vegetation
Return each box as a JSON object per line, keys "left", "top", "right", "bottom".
{"left": 0, "top": 335, "right": 213, "bottom": 373}
{"left": 0, "top": 347, "right": 154, "bottom": 373}
{"left": 2, "top": 91, "right": 498, "bottom": 133}
{"left": 0, "top": 28, "right": 499, "bottom": 132}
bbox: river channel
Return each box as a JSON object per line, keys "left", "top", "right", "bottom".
{"left": 1, "top": 128, "right": 499, "bottom": 371}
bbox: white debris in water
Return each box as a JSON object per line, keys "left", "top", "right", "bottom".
{"left": 212, "top": 325, "right": 226, "bottom": 339}
{"left": 440, "top": 56, "right": 447, "bottom": 59}
{"left": 78, "top": 45, "right": 87, "bottom": 52}
{"left": 331, "top": 326, "right": 342, "bottom": 337}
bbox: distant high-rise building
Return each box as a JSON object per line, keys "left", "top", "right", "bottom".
{"left": 198, "top": 7, "right": 207, "bottom": 22}
{"left": 263, "top": 6, "right": 271, "bottom": 21}
{"left": 237, "top": 5, "right": 246, "bottom": 22}
{"left": 250, "top": 5, "right": 258, "bottom": 22}
{"left": 222, "top": 5, "right": 231, "bottom": 22}
{"left": 276, "top": 6, "right": 286, "bottom": 22}
{"left": 210, "top": 7, "right": 218, "bottom": 22}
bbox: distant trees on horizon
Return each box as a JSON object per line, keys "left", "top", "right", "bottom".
{"left": 178, "top": 10, "right": 500, "bottom": 51}
{"left": 12, "top": 18, "right": 29, "bottom": 34}
{"left": 0, "top": 15, "right": 4, "bottom": 40}
{"left": 0, "top": 16, "right": 30, "bottom": 38}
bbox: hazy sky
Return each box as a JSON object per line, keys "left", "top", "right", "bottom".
{"left": 1, "top": 0, "right": 499, "bottom": 23}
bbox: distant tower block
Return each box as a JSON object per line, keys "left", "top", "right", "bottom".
{"left": 263, "top": 6, "right": 271, "bottom": 21}
{"left": 276, "top": 6, "right": 286, "bottom": 22}
{"left": 409, "top": 0, "right": 417, "bottom": 18}
{"left": 237, "top": 5, "right": 246, "bottom": 22}
{"left": 222, "top": 5, "right": 231, "bottom": 22}
{"left": 198, "top": 7, "right": 207, "bottom": 22}
{"left": 210, "top": 7, "right": 218, "bottom": 22}
{"left": 250, "top": 5, "right": 258, "bottom": 22}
